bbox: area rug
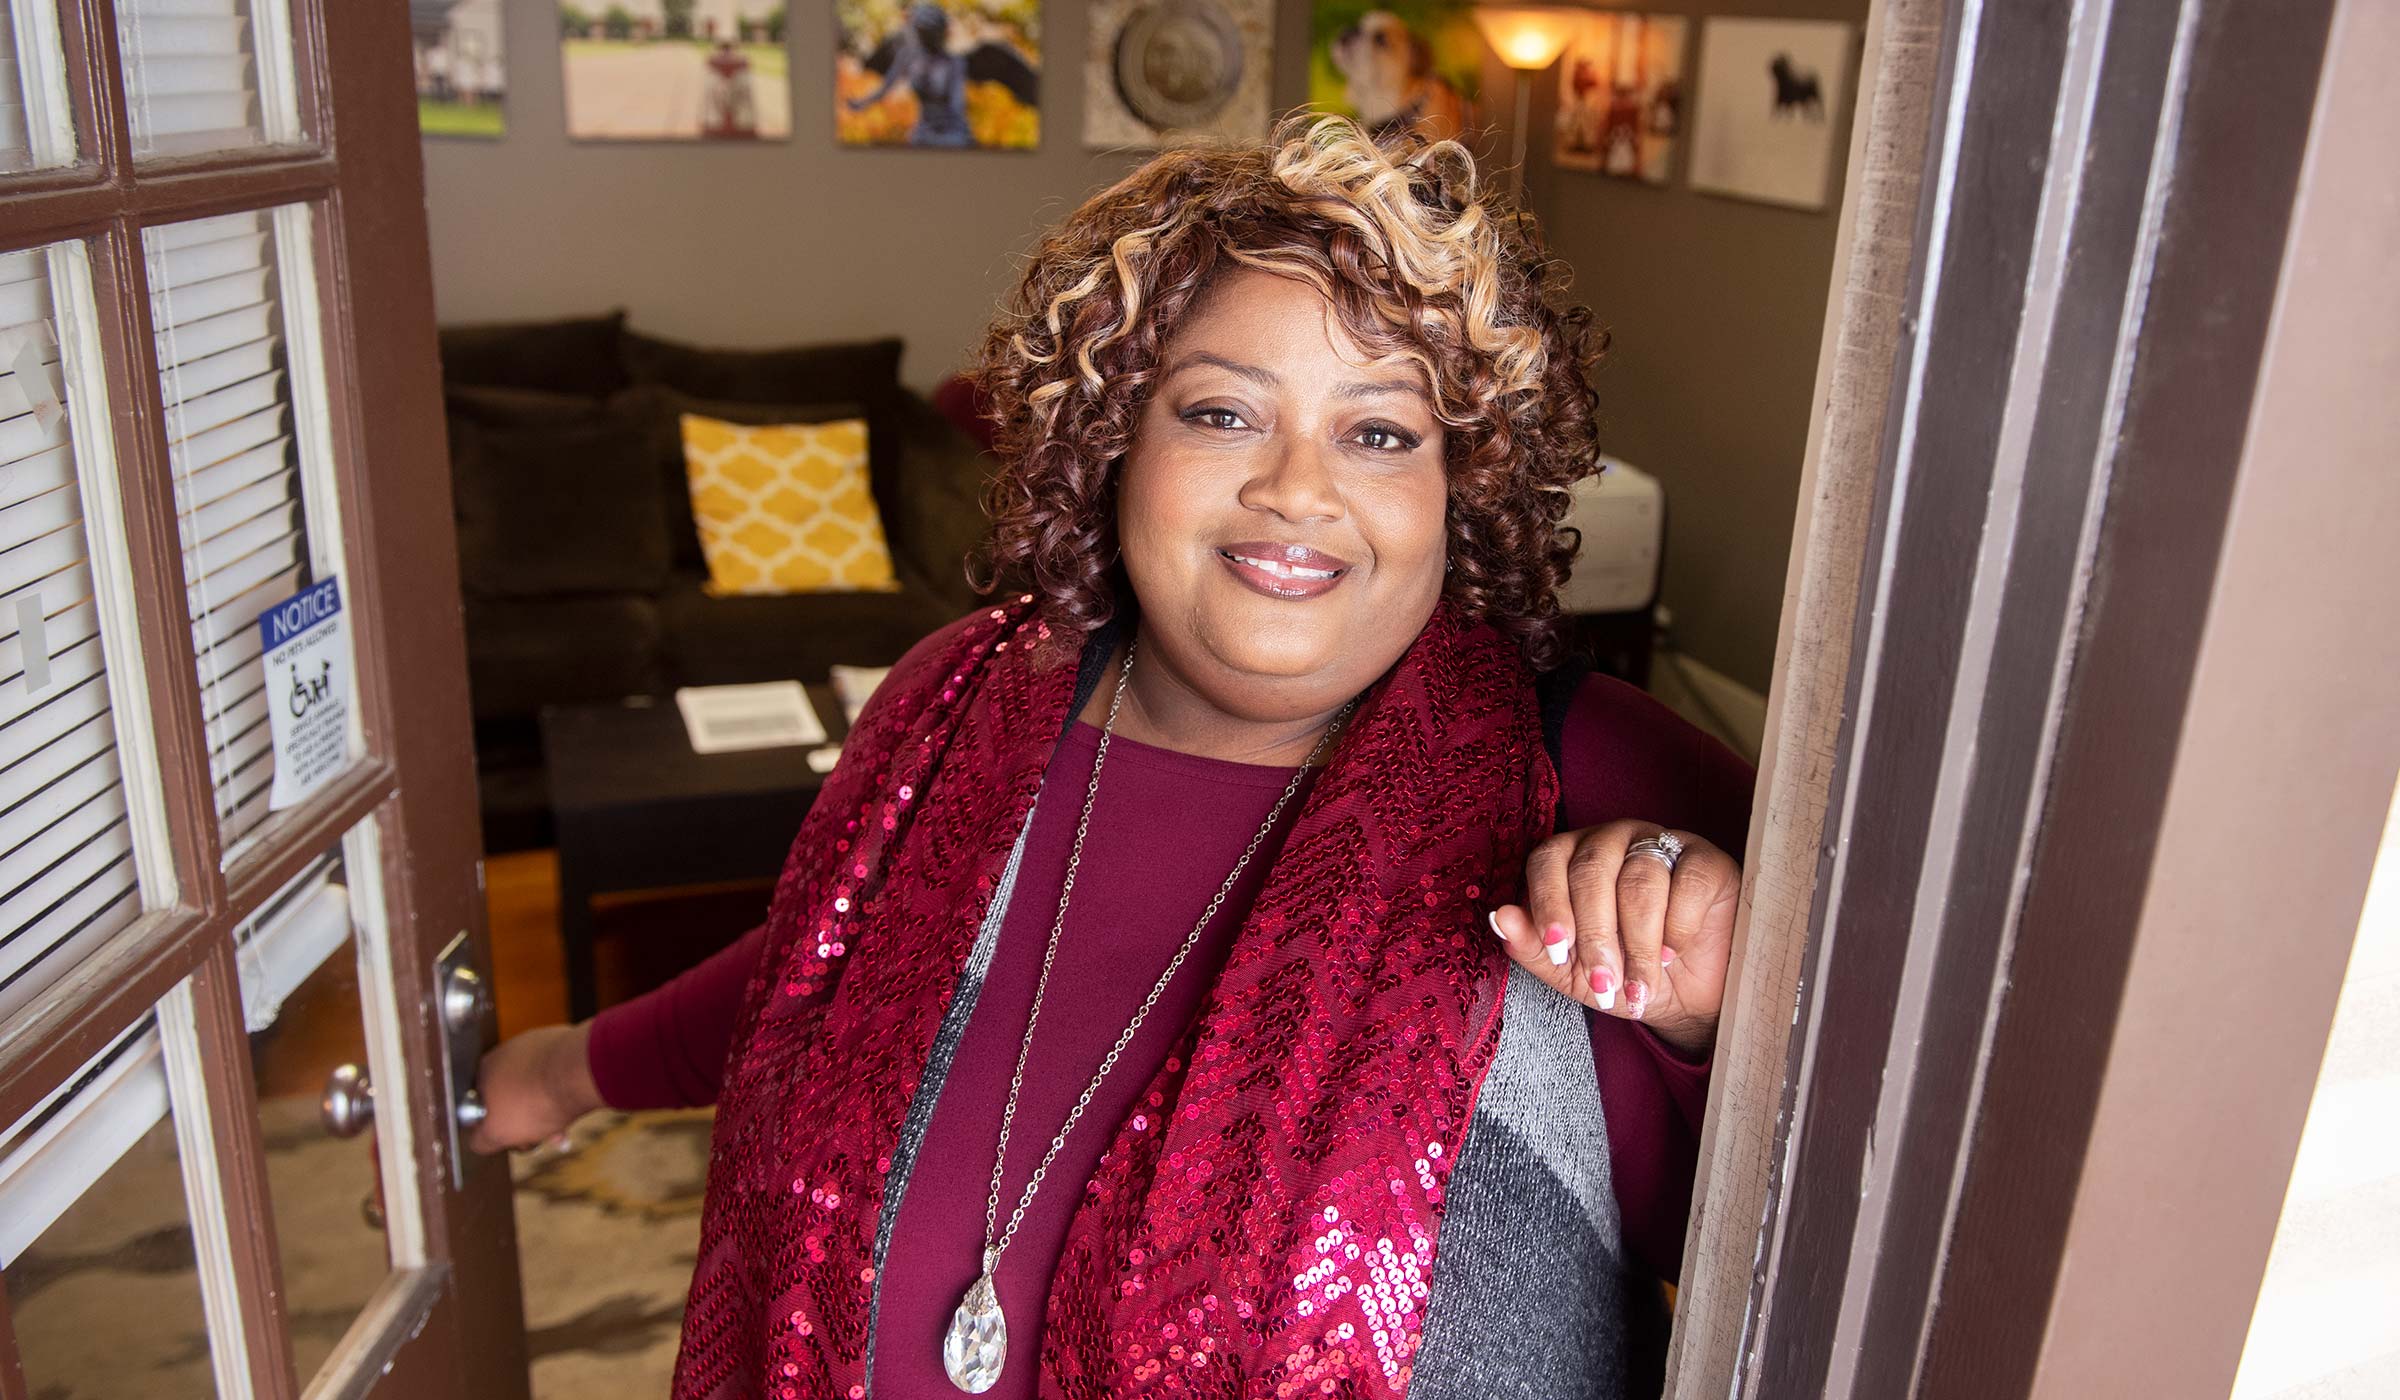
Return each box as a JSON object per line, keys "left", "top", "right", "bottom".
{"left": 5, "top": 1100, "right": 710, "bottom": 1400}
{"left": 514, "top": 1106, "right": 712, "bottom": 1398}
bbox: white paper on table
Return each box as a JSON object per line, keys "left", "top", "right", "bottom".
{"left": 674, "top": 681, "right": 827, "bottom": 754}
{"left": 828, "top": 664, "right": 892, "bottom": 726}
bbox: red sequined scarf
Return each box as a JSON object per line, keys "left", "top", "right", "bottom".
{"left": 673, "top": 597, "right": 1557, "bottom": 1399}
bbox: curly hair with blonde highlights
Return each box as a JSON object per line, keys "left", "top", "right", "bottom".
{"left": 968, "top": 114, "right": 1606, "bottom": 670}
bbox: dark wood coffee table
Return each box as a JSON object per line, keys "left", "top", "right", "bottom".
{"left": 539, "top": 688, "right": 850, "bottom": 1019}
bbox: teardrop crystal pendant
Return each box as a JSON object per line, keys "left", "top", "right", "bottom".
{"left": 943, "top": 1261, "right": 1007, "bottom": 1393}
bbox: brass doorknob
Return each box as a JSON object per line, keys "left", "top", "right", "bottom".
{"left": 321, "top": 1063, "right": 374, "bottom": 1137}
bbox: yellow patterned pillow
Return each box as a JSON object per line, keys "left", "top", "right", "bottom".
{"left": 680, "top": 413, "right": 899, "bottom": 596}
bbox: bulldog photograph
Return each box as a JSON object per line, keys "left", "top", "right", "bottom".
{"left": 1308, "top": 0, "right": 1480, "bottom": 143}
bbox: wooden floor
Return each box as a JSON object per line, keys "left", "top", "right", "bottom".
{"left": 483, "top": 849, "right": 772, "bottom": 1041}
{"left": 486, "top": 849, "right": 569, "bottom": 1041}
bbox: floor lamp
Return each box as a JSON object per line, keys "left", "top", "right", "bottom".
{"left": 1469, "top": 4, "right": 1584, "bottom": 199}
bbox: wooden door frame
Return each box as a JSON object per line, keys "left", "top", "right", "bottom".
{"left": 2019, "top": 1, "right": 2400, "bottom": 1388}
{"left": 1662, "top": 0, "right": 1950, "bottom": 1385}
{"left": 318, "top": 6, "right": 528, "bottom": 1396}
{"left": 0, "top": 4, "right": 523, "bottom": 1397}
{"left": 284, "top": 5, "right": 530, "bottom": 1392}
{"left": 1665, "top": 0, "right": 2384, "bottom": 1395}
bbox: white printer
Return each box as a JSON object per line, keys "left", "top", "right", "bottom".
{"left": 1558, "top": 455, "right": 1665, "bottom": 615}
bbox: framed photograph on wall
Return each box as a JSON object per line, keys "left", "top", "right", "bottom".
{"left": 415, "top": 0, "right": 507, "bottom": 138}
{"left": 1553, "top": 12, "right": 1687, "bottom": 184}
{"left": 559, "top": 1, "right": 792, "bottom": 142}
{"left": 1308, "top": 0, "right": 1481, "bottom": 144}
{"left": 837, "top": 0, "right": 1043, "bottom": 150}
{"left": 1687, "top": 17, "right": 1854, "bottom": 210}
{"left": 1085, "top": 0, "right": 1273, "bottom": 149}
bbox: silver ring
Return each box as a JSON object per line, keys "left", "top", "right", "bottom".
{"left": 1624, "top": 830, "right": 1685, "bottom": 873}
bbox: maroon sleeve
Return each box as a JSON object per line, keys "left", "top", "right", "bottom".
{"left": 1590, "top": 1017, "right": 1711, "bottom": 1281}
{"left": 1554, "top": 671, "right": 1755, "bottom": 855}
{"left": 585, "top": 923, "right": 768, "bottom": 1111}
{"left": 1556, "top": 672, "right": 1755, "bottom": 1281}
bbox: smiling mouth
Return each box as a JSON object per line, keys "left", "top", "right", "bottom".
{"left": 1216, "top": 546, "right": 1352, "bottom": 599}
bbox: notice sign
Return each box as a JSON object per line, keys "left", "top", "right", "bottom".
{"left": 257, "top": 577, "right": 352, "bottom": 811}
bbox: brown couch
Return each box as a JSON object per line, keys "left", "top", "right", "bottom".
{"left": 439, "top": 311, "right": 992, "bottom": 850}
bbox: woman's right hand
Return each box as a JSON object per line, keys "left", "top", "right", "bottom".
{"left": 470, "top": 1023, "right": 603, "bottom": 1154}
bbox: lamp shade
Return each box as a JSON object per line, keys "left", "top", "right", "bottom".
{"left": 1470, "top": 4, "right": 1584, "bottom": 71}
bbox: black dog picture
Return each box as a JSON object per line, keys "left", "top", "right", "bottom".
{"left": 1769, "top": 53, "right": 1825, "bottom": 121}
{"left": 1690, "top": 17, "right": 1853, "bottom": 209}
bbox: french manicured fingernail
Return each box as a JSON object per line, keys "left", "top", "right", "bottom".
{"left": 1627, "top": 980, "right": 1652, "bottom": 1021}
{"left": 1660, "top": 946, "right": 1678, "bottom": 968}
{"left": 1543, "top": 923, "right": 1572, "bottom": 967}
{"left": 1488, "top": 910, "right": 1507, "bottom": 941}
{"left": 1590, "top": 965, "right": 1617, "bottom": 1011}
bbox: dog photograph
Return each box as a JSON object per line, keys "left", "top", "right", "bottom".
{"left": 1309, "top": 0, "right": 1480, "bottom": 144}
{"left": 1553, "top": 12, "right": 1687, "bottom": 184}
{"left": 1770, "top": 53, "right": 1826, "bottom": 121}
{"left": 1687, "top": 16, "right": 1854, "bottom": 210}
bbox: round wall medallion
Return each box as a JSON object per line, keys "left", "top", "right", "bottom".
{"left": 1114, "top": 1, "right": 1245, "bottom": 130}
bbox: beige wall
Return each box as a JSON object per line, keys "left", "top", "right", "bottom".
{"left": 422, "top": 0, "right": 1312, "bottom": 389}
{"left": 421, "top": 0, "right": 1860, "bottom": 691}
{"left": 1525, "top": 0, "right": 1864, "bottom": 692}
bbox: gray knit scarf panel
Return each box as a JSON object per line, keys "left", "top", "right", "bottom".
{"left": 861, "top": 806, "right": 1035, "bottom": 1398}
{"left": 1411, "top": 961, "right": 1632, "bottom": 1399}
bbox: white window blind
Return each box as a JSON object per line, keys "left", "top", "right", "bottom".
{"left": 116, "top": 0, "right": 302, "bottom": 160}
{"left": 230, "top": 846, "right": 344, "bottom": 1033}
{"left": 0, "top": 849, "right": 348, "bottom": 1266}
{"left": 0, "top": 247, "right": 143, "bottom": 1025}
{"left": 0, "top": 1009, "right": 162, "bottom": 1264}
{"left": 148, "top": 207, "right": 350, "bottom": 862}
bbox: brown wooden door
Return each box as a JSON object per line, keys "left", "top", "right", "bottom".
{"left": 0, "top": 3, "right": 524, "bottom": 1398}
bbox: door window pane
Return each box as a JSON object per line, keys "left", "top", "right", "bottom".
{"left": 237, "top": 840, "right": 396, "bottom": 1384}
{"left": 0, "top": 244, "right": 156, "bottom": 1021}
{"left": 0, "top": 4, "right": 75, "bottom": 171}
{"left": 117, "top": 0, "right": 304, "bottom": 160}
{"left": 0, "top": 1013, "right": 220, "bottom": 1399}
{"left": 147, "top": 205, "right": 358, "bottom": 864}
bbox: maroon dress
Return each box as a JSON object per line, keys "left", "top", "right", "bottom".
{"left": 588, "top": 674, "right": 1752, "bottom": 1398}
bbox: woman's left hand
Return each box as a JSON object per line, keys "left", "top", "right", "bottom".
{"left": 1489, "top": 821, "right": 1741, "bottom": 1059}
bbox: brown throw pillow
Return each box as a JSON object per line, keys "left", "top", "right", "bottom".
{"left": 438, "top": 311, "right": 630, "bottom": 396}
{"left": 450, "top": 400, "right": 669, "bottom": 599}
{"left": 445, "top": 381, "right": 632, "bottom": 428}
{"left": 619, "top": 330, "right": 903, "bottom": 406}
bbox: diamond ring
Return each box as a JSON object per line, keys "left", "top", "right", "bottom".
{"left": 1624, "top": 830, "right": 1685, "bottom": 873}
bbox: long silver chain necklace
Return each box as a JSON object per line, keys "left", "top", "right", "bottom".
{"left": 941, "top": 639, "right": 1355, "bottom": 1393}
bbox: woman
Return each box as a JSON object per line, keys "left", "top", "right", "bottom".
{"left": 476, "top": 116, "right": 1751, "bottom": 1399}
